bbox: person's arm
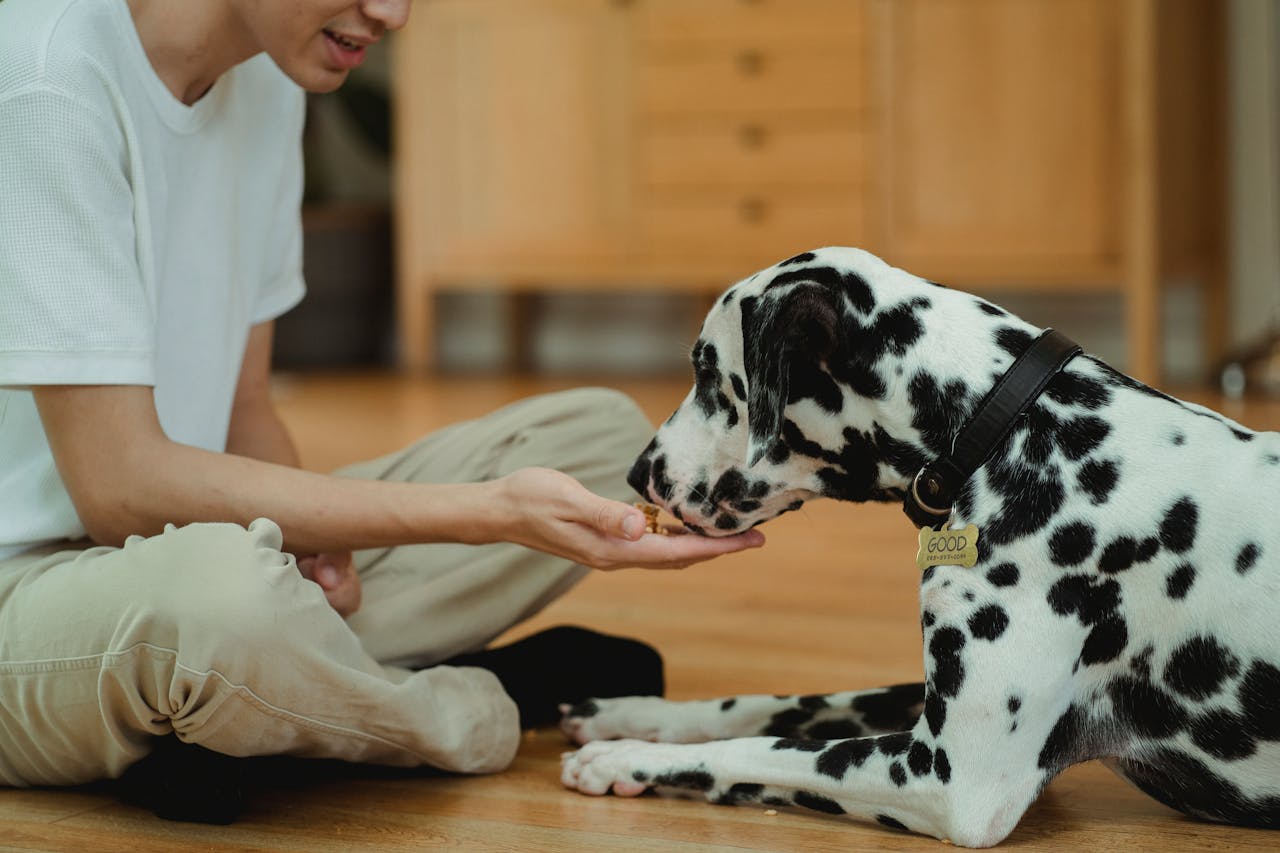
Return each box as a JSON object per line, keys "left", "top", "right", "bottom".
{"left": 32, "top": 381, "right": 763, "bottom": 571}
{"left": 225, "top": 321, "right": 301, "bottom": 468}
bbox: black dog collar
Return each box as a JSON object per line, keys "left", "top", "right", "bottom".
{"left": 903, "top": 328, "right": 1083, "bottom": 529}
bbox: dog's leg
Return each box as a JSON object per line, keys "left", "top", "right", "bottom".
{"left": 564, "top": 616, "right": 1092, "bottom": 849}
{"left": 562, "top": 703, "right": 1065, "bottom": 847}
{"left": 560, "top": 683, "right": 924, "bottom": 745}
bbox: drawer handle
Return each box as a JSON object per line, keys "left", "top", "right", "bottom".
{"left": 737, "top": 50, "right": 766, "bottom": 76}
{"left": 739, "top": 198, "right": 767, "bottom": 224}
{"left": 739, "top": 124, "right": 767, "bottom": 149}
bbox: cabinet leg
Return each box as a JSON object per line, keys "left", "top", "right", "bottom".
{"left": 508, "top": 291, "right": 539, "bottom": 374}
{"left": 397, "top": 281, "right": 435, "bottom": 375}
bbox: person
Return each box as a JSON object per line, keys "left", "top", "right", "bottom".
{"left": 0, "top": 0, "right": 765, "bottom": 816}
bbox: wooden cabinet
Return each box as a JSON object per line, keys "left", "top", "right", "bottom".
{"left": 393, "top": 0, "right": 1225, "bottom": 381}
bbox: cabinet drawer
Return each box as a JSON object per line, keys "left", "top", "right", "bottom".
{"left": 638, "top": 48, "right": 866, "bottom": 115}
{"left": 642, "top": 122, "right": 869, "bottom": 187}
{"left": 641, "top": 192, "right": 867, "bottom": 258}
{"left": 636, "top": 0, "right": 866, "bottom": 44}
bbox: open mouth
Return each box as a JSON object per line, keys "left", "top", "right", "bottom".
{"left": 324, "top": 29, "right": 366, "bottom": 52}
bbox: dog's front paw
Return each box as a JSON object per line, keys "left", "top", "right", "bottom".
{"left": 558, "top": 696, "right": 676, "bottom": 745}
{"left": 559, "top": 739, "right": 661, "bottom": 797}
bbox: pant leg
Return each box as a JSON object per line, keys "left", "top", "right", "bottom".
{"left": 338, "top": 387, "right": 654, "bottom": 668}
{"left": 0, "top": 519, "right": 517, "bottom": 787}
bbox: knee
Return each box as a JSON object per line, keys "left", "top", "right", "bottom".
{"left": 117, "top": 519, "right": 319, "bottom": 647}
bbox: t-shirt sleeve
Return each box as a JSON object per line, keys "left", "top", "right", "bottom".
{"left": 0, "top": 85, "right": 155, "bottom": 386}
{"left": 250, "top": 85, "right": 307, "bottom": 325}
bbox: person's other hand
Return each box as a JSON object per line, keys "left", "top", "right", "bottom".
{"left": 296, "top": 550, "right": 362, "bottom": 617}
{"left": 487, "top": 467, "right": 765, "bottom": 570}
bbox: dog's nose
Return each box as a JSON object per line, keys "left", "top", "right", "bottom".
{"left": 627, "top": 452, "right": 653, "bottom": 497}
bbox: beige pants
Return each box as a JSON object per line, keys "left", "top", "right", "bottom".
{"left": 0, "top": 388, "right": 652, "bottom": 787}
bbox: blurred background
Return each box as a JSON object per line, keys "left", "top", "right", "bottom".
{"left": 279, "top": 0, "right": 1280, "bottom": 395}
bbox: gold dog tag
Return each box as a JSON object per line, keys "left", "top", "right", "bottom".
{"left": 916, "top": 524, "right": 980, "bottom": 570}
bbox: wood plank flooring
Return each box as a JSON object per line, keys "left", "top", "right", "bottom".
{"left": 3, "top": 374, "right": 1278, "bottom": 852}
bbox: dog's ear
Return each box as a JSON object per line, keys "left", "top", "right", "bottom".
{"left": 742, "top": 284, "right": 840, "bottom": 467}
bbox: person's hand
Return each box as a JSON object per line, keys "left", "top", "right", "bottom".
{"left": 485, "top": 467, "right": 765, "bottom": 570}
{"left": 296, "top": 550, "right": 362, "bottom": 617}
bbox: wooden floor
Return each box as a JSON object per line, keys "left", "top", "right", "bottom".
{"left": 4, "top": 373, "right": 1279, "bottom": 852}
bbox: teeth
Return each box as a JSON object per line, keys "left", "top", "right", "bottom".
{"left": 328, "top": 31, "right": 360, "bottom": 50}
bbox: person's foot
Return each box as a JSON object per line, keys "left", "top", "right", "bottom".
{"left": 442, "top": 625, "right": 665, "bottom": 728}
{"left": 115, "top": 734, "right": 248, "bottom": 825}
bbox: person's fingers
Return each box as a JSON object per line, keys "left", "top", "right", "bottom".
{"left": 586, "top": 496, "right": 646, "bottom": 541}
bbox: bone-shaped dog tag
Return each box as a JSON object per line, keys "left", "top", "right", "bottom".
{"left": 916, "top": 524, "right": 980, "bottom": 570}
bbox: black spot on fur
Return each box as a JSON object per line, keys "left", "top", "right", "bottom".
{"left": 778, "top": 251, "right": 817, "bottom": 267}
{"left": 929, "top": 628, "right": 967, "bottom": 698}
{"left": 716, "top": 782, "right": 764, "bottom": 805}
{"left": 1049, "top": 522, "right": 1096, "bottom": 567}
{"left": 876, "top": 733, "right": 912, "bottom": 756}
{"left": 1081, "top": 615, "right": 1128, "bottom": 665}
{"left": 1164, "top": 636, "right": 1240, "bottom": 700}
{"left": 816, "top": 739, "right": 875, "bottom": 779}
{"left": 1109, "top": 676, "right": 1187, "bottom": 738}
{"left": 1057, "top": 416, "right": 1111, "bottom": 461}
{"left": 806, "top": 720, "right": 865, "bottom": 740}
{"left": 1118, "top": 749, "right": 1280, "bottom": 827}
{"left": 1044, "top": 371, "right": 1112, "bottom": 410}
{"left": 566, "top": 699, "right": 600, "bottom": 718}
{"left": 877, "top": 814, "right": 910, "bottom": 831}
{"left": 977, "top": 301, "right": 1007, "bottom": 317}
{"left": 1077, "top": 459, "right": 1119, "bottom": 505}
{"left": 968, "top": 605, "right": 1010, "bottom": 641}
{"left": 981, "top": 455, "right": 1066, "bottom": 546}
{"left": 925, "top": 693, "right": 947, "bottom": 737}
{"left": 795, "top": 790, "right": 846, "bottom": 815}
{"left": 1165, "top": 564, "right": 1196, "bottom": 599}
{"left": 765, "top": 707, "right": 817, "bottom": 738}
{"left": 855, "top": 681, "right": 926, "bottom": 727}
{"left": 1239, "top": 662, "right": 1280, "bottom": 740}
{"left": 729, "top": 373, "right": 747, "bottom": 402}
{"left": 908, "top": 373, "right": 974, "bottom": 458}
{"left": 1191, "top": 710, "right": 1258, "bottom": 760}
{"left": 1159, "top": 497, "right": 1199, "bottom": 554}
{"left": 986, "top": 563, "right": 1020, "bottom": 587}
{"left": 995, "top": 327, "right": 1034, "bottom": 359}
{"left": 1048, "top": 575, "right": 1121, "bottom": 626}
{"left": 1008, "top": 697, "right": 1022, "bottom": 714}
{"left": 908, "top": 742, "right": 933, "bottom": 777}
{"left": 1171, "top": 431, "right": 1187, "bottom": 446}
{"left": 720, "top": 699, "right": 737, "bottom": 712}
{"left": 1098, "top": 537, "right": 1139, "bottom": 573}
{"left": 1236, "top": 543, "right": 1262, "bottom": 575}
{"left": 889, "top": 762, "right": 907, "bottom": 787}
{"left": 1038, "top": 704, "right": 1085, "bottom": 770}
{"left": 772, "top": 738, "right": 826, "bottom": 752}
{"left": 934, "top": 748, "right": 951, "bottom": 784}
{"left": 653, "top": 769, "right": 715, "bottom": 791}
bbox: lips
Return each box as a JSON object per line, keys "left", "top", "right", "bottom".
{"left": 325, "top": 29, "right": 367, "bottom": 50}
{"left": 322, "top": 29, "right": 371, "bottom": 70}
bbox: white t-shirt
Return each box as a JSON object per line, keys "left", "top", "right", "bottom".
{"left": 0, "top": 0, "right": 307, "bottom": 559}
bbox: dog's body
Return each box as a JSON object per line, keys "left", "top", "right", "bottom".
{"left": 559, "top": 247, "right": 1280, "bottom": 847}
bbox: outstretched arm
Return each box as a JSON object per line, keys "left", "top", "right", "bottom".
{"left": 32, "top": 328, "right": 764, "bottom": 569}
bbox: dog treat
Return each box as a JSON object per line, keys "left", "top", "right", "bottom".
{"left": 633, "top": 501, "right": 668, "bottom": 535}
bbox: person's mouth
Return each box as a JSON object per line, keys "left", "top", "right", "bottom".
{"left": 322, "top": 29, "right": 373, "bottom": 69}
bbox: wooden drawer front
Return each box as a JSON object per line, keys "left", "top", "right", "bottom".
{"left": 639, "top": 48, "right": 865, "bottom": 115}
{"left": 641, "top": 193, "right": 867, "bottom": 258}
{"left": 636, "top": 0, "right": 866, "bottom": 44}
{"left": 642, "top": 123, "right": 868, "bottom": 187}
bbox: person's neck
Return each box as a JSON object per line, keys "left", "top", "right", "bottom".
{"left": 127, "top": 0, "right": 258, "bottom": 105}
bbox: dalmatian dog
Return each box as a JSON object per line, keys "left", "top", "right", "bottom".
{"left": 558, "top": 247, "right": 1280, "bottom": 847}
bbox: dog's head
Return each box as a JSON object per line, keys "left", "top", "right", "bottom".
{"left": 629, "top": 247, "right": 1021, "bottom": 535}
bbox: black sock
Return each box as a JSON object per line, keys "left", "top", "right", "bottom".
{"left": 114, "top": 734, "right": 249, "bottom": 825}
{"left": 441, "top": 625, "right": 665, "bottom": 728}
